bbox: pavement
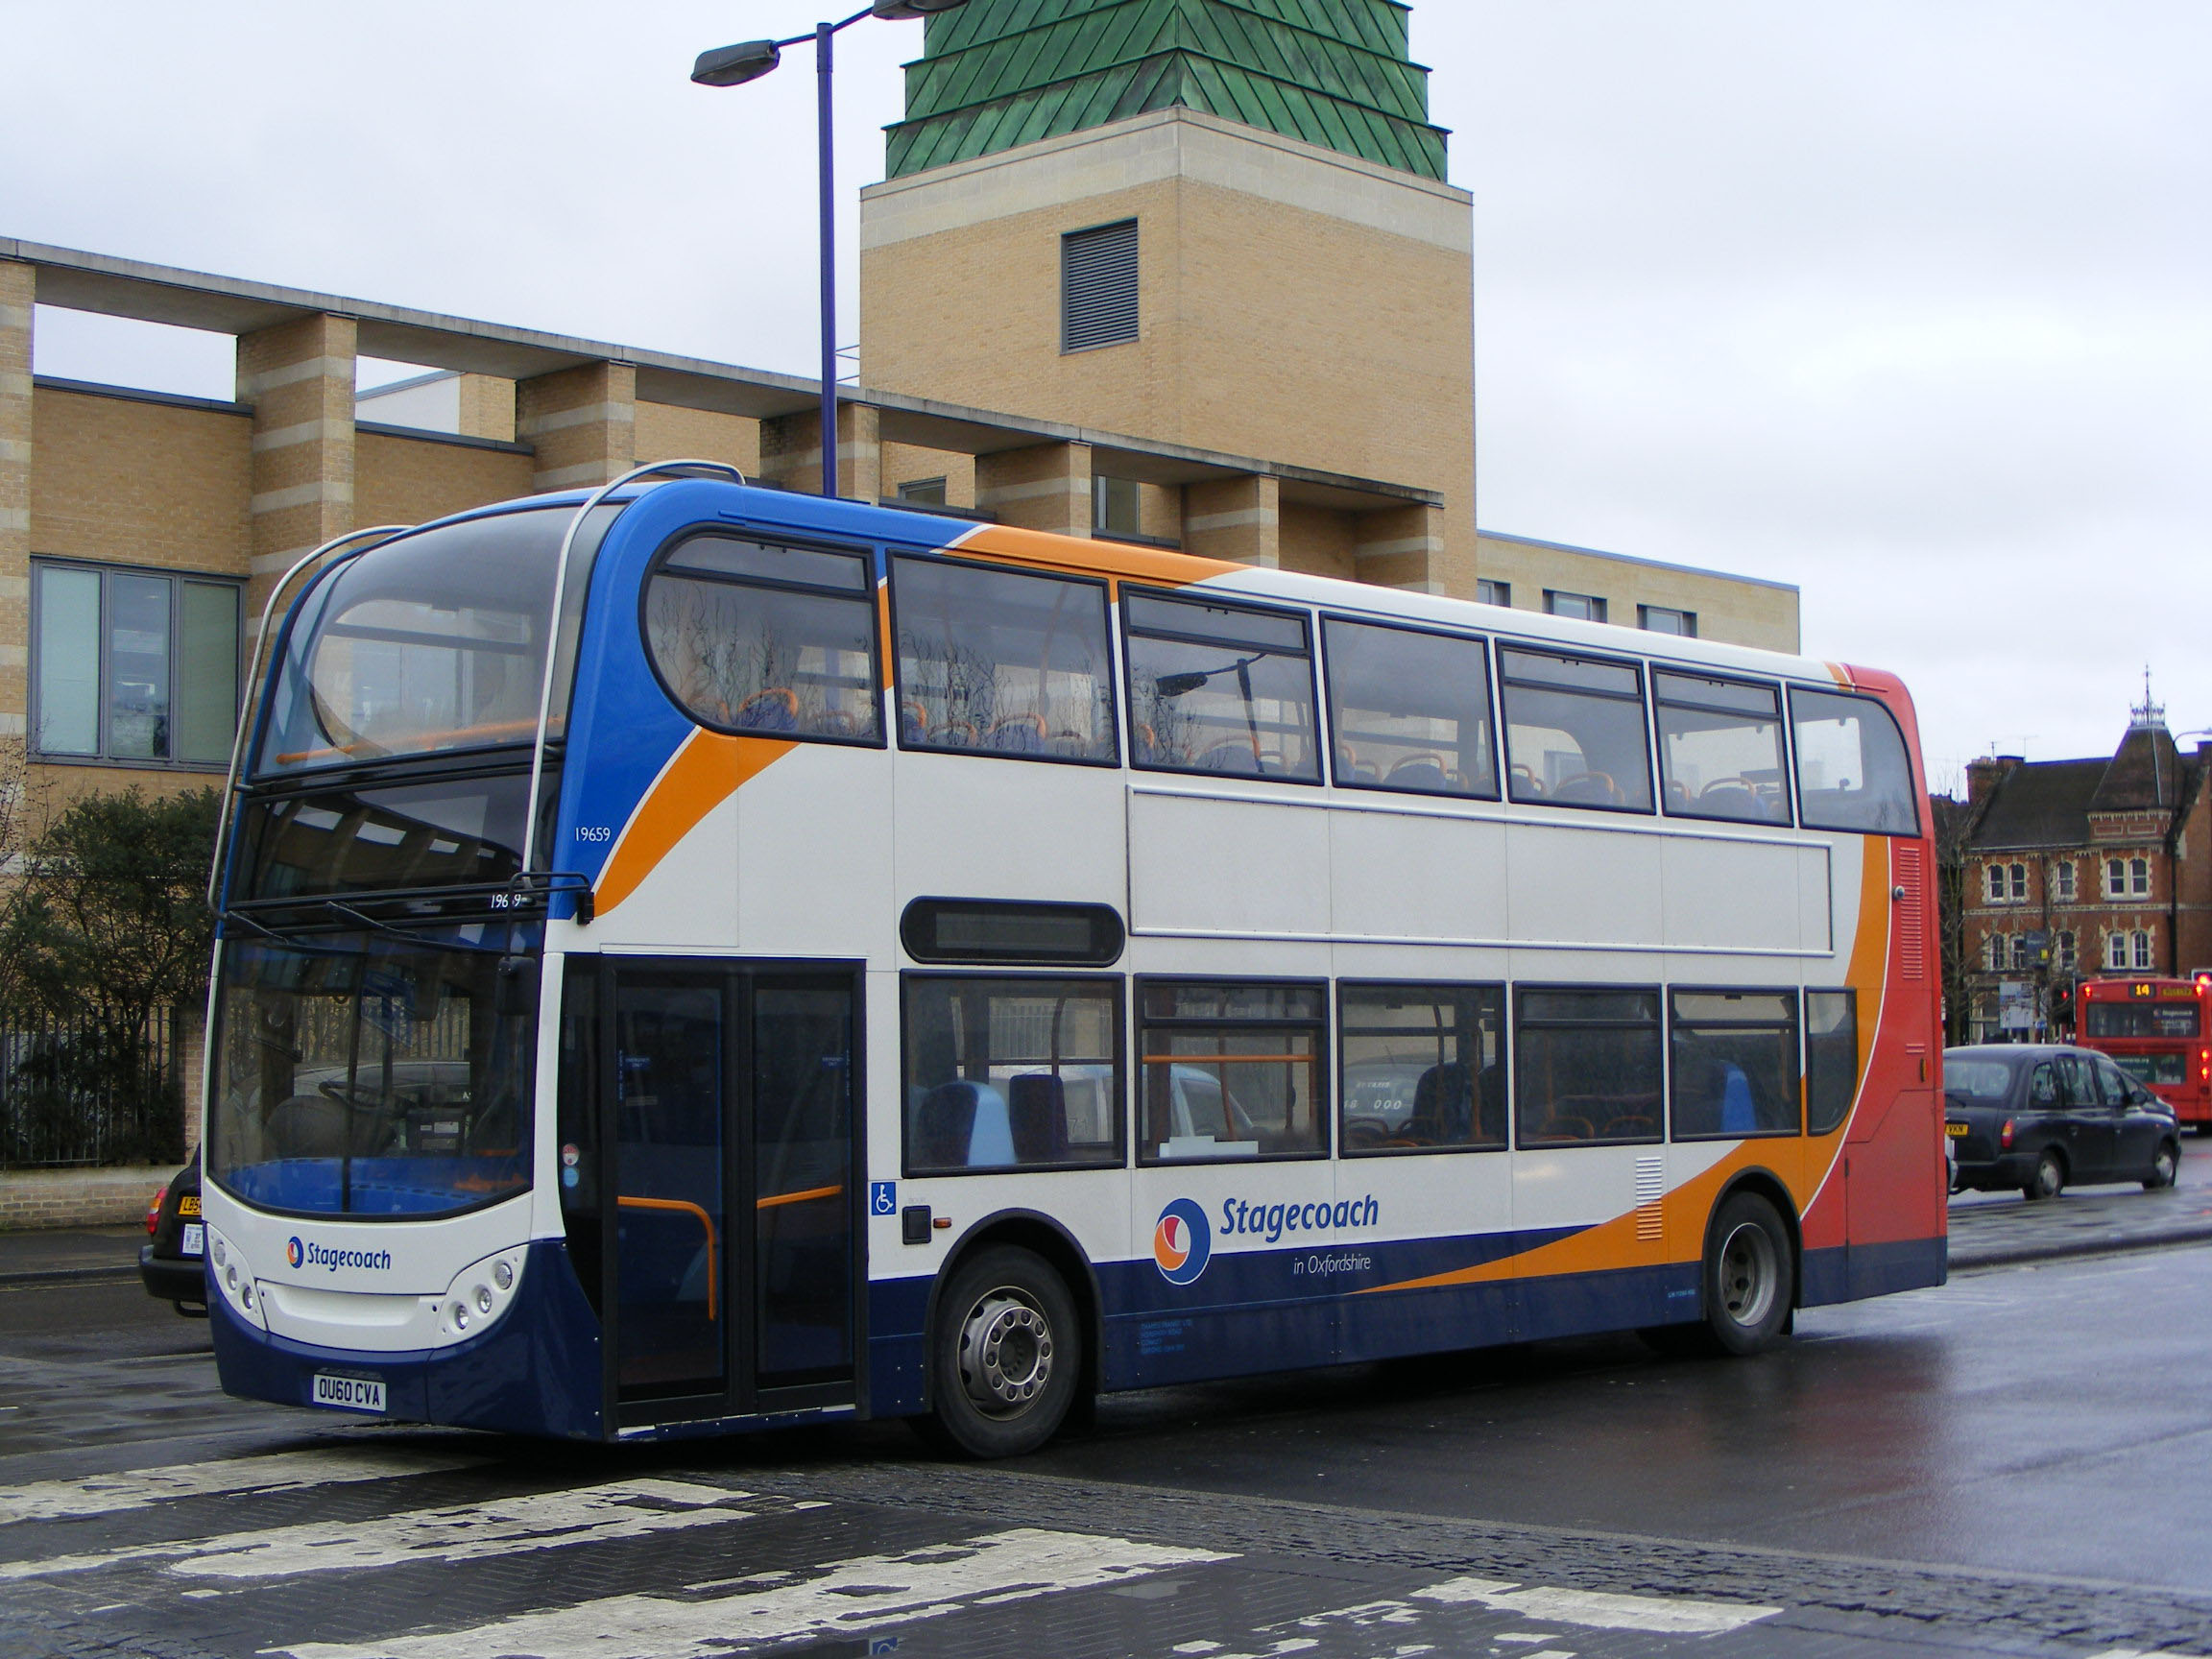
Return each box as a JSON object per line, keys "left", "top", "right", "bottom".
{"left": 4, "top": 1155, "right": 2211, "bottom": 1286}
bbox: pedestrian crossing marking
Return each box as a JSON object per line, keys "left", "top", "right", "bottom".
{"left": 0, "top": 1478, "right": 803, "bottom": 1582}
{"left": 1413, "top": 1577, "right": 1777, "bottom": 1633}
{"left": 270, "top": 1528, "right": 1234, "bottom": 1659}
{"left": 0, "top": 1447, "right": 482, "bottom": 1526}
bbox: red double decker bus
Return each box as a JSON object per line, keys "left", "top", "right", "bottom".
{"left": 2077, "top": 975, "right": 2212, "bottom": 1129}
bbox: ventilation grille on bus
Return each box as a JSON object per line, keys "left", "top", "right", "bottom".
{"left": 1894, "top": 841, "right": 1926, "bottom": 981}
{"left": 1634, "top": 1156, "right": 1665, "bottom": 1241}
{"left": 1063, "top": 220, "right": 1140, "bottom": 353}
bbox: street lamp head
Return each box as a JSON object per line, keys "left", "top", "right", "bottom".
{"left": 871, "top": 0, "right": 968, "bottom": 17}
{"left": 691, "top": 39, "right": 781, "bottom": 88}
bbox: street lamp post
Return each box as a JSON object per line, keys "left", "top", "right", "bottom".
{"left": 692, "top": 0, "right": 968, "bottom": 499}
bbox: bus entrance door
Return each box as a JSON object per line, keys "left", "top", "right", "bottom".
{"left": 602, "top": 962, "right": 859, "bottom": 1429}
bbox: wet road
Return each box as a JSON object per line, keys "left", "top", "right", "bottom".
{"left": 3, "top": 1214, "right": 2209, "bottom": 1655}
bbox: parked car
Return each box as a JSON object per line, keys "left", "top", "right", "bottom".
{"left": 1944, "top": 1045, "right": 2181, "bottom": 1199}
{"left": 139, "top": 1155, "right": 206, "bottom": 1316}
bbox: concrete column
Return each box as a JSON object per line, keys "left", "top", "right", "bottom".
{"left": 0, "top": 260, "right": 31, "bottom": 748}
{"left": 237, "top": 313, "right": 357, "bottom": 621}
{"left": 516, "top": 362, "right": 636, "bottom": 492}
{"left": 1183, "top": 474, "right": 1280, "bottom": 567}
{"left": 974, "top": 442, "right": 1092, "bottom": 538}
{"left": 758, "top": 401, "right": 881, "bottom": 500}
{"left": 1354, "top": 502, "right": 1445, "bottom": 593}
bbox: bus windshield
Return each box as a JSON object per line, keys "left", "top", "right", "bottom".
{"left": 205, "top": 928, "right": 535, "bottom": 1216}
{"left": 253, "top": 506, "right": 606, "bottom": 776}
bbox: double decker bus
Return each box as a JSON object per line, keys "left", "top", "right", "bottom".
{"left": 2077, "top": 975, "right": 2212, "bottom": 1128}
{"left": 200, "top": 464, "right": 1944, "bottom": 1455}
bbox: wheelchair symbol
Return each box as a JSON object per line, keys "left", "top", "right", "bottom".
{"left": 869, "top": 1181, "right": 897, "bottom": 1216}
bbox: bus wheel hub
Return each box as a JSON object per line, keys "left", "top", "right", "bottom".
{"left": 960, "top": 1292, "right": 1051, "bottom": 1413}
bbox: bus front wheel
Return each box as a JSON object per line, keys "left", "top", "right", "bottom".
{"left": 922, "top": 1245, "right": 1081, "bottom": 1459}
{"left": 1701, "top": 1192, "right": 1793, "bottom": 1356}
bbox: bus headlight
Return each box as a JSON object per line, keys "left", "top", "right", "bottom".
{"left": 433, "top": 1248, "right": 527, "bottom": 1346}
{"left": 205, "top": 1227, "right": 266, "bottom": 1331}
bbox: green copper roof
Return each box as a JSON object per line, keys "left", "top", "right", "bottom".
{"left": 885, "top": 0, "right": 1450, "bottom": 182}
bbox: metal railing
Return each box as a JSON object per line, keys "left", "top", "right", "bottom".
{"left": 0, "top": 1008, "right": 184, "bottom": 1168}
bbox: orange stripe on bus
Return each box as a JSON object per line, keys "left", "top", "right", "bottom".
{"left": 593, "top": 730, "right": 794, "bottom": 917}
{"left": 950, "top": 523, "right": 1239, "bottom": 587}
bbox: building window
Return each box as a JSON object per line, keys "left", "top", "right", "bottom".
{"left": 1477, "top": 579, "right": 1511, "bottom": 608}
{"left": 2106, "top": 932, "right": 2128, "bottom": 971}
{"left": 2056, "top": 930, "right": 2076, "bottom": 972}
{"left": 1093, "top": 475, "right": 1142, "bottom": 539}
{"left": 1987, "top": 933, "right": 2006, "bottom": 973}
{"left": 2055, "top": 862, "right": 2076, "bottom": 902}
{"left": 2106, "top": 856, "right": 2152, "bottom": 899}
{"left": 2011, "top": 936, "right": 2032, "bottom": 972}
{"left": 2131, "top": 857, "right": 2151, "bottom": 897}
{"left": 1062, "top": 219, "right": 1140, "bottom": 352}
{"left": 896, "top": 476, "right": 947, "bottom": 507}
{"left": 32, "top": 561, "right": 241, "bottom": 766}
{"left": 1638, "top": 604, "right": 1696, "bottom": 637}
{"left": 2134, "top": 929, "right": 2154, "bottom": 970}
{"left": 1544, "top": 589, "right": 1606, "bottom": 624}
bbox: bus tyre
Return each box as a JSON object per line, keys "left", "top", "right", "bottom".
{"left": 1702, "top": 1192, "right": 1792, "bottom": 1357}
{"left": 924, "top": 1246, "right": 1080, "bottom": 1459}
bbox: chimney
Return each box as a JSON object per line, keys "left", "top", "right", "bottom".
{"left": 1967, "top": 755, "right": 2023, "bottom": 808}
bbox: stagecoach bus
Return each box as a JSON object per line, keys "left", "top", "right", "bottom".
{"left": 2076, "top": 975, "right": 2212, "bottom": 1128}
{"left": 200, "top": 465, "right": 1945, "bottom": 1455}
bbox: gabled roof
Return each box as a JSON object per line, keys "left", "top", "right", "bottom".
{"left": 1969, "top": 759, "right": 2105, "bottom": 851}
{"left": 886, "top": 0, "right": 1451, "bottom": 180}
{"left": 2089, "top": 723, "right": 2185, "bottom": 813}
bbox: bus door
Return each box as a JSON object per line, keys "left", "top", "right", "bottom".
{"left": 596, "top": 960, "right": 860, "bottom": 1428}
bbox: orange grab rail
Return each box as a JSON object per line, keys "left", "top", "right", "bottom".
{"left": 616, "top": 1195, "right": 717, "bottom": 1320}
{"left": 756, "top": 1183, "right": 843, "bottom": 1212}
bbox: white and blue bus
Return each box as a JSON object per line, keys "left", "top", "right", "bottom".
{"left": 201, "top": 466, "right": 1945, "bottom": 1455}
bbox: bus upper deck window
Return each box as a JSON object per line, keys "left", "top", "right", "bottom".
{"left": 1790, "top": 687, "right": 1919, "bottom": 835}
{"left": 1499, "top": 649, "right": 1654, "bottom": 812}
{"left": 1123, "top": 591, "right": 1320, "bottom": 782}
{"left": 1321, "top": 618, "right": 1499, "bottom": 800}
{"left": 891, "top": 557, "right": 1117, "bottom": 762}
{"left": 1655, "top": 672, "right": 1789, "bottom": 826}
{"left": 642, "top": 534, "right": 882, "bottom": 744}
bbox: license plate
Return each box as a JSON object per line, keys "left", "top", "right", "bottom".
{"left": 1946, "top": 1121, "right": 1969, "bottom": 1138}
{"left": 180, "top": 1223, "right": 204, "bottom": 1256}
{"left": 312, "top": 1374, "right": 386, "bottom": 1414}
{"left": 179, "top": 1194, "right": 202, "bottom": 1218}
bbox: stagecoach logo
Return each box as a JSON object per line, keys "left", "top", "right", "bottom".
{"left": 286, "top": 1235, "right": 394, "bottom": 1274}
{"left": 1152, "top": 1199, "right": 1212, "bottom": 1286}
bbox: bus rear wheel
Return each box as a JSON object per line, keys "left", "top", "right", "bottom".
{"left": 922, "top": 1245, "right": 1080, "bottom": 1459}
{"left": 1701, "top": 1192, "right": 1793, "bottom": 1356}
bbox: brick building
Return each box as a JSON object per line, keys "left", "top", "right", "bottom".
{"left": 1957, "top": 698, "right": 2212, "bottom": 1042}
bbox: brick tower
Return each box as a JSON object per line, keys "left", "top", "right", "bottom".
{"left": 858, "top": 0, "right": 1474, "bottom": 593}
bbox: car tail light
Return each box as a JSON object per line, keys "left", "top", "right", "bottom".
{"left": 144, "top": 1191, "right": 163, "bottom": 1237}
{"left": 2000, "top": 1118, "right": 2015, "bottom": 1150}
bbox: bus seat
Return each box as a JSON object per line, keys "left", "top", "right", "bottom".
{"left": 1601, "top": 1114, "right": 1655, "bottom": 1139}
{"left": 734, "top": 687, "right": 799, "bottom": 733}
{"left": 1719, "top": 1062, "right": 1759, "bottom": 1133}
{"left": 929, "top": 719, "right": 980, "bottom": 749}
{"left": 914, "top": 1081, "right": 980, "bottom": 1168}
{"left": 1409, "top": 1060, "right": 1474, "bottom": 1142}
{"left": 988, "top": 713, "right": 1047, "bottom": 754}
{"left": 900, "top": 701, "right": 928, "bottom": 746}
{"left": 1197, "top": 740, "right": 1262, "bottom": 775}
{"left": 1552, "top": 771, "right": 1621, "bottom": 806}
{"left": 966, "top": 1086, "right": 1015, "bottom": 1166}
{"left": 1386, "top": 755, "right": 1448, "bottom": 792}
{"left": 1007, "top": 1073, "right": 1070, "bottom": 1163}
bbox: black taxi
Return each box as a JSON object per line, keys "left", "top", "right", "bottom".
{"left": 1945, "top": 1045, "right": 2181, "bottom": 1200}
{"left": 138, "top": 1156, "right": 206, "bottom": 1315}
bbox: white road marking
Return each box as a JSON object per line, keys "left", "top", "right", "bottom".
{"left": 0, "top": 1447, "right": 481, "bottom": 1526}
{"left": 1414, "top": 1576, "right": 1777, "bottom": 1634}
{"left": 271, "top": 1528, "right": 1232, "bottom": 1659}
{"left": 0, "top": 1479, "right": 789, "bottom": 1581}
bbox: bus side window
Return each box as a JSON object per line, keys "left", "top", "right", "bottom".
{"left": 641, "top": 534, "right": 882, "bottom": 743}
{"left": 1514, "top": 987, "right": 1663, "bottom": 1144}
{"left": 1790, "top": 687, "right": 1920, "bottom": 835}
{"left": 1123, "top": 591, "right": 1321, "bottom": 781}
{"left": 1654, "top": 672, "right": 1789, "bottom": 825}
{"left": 901, "top": 975, "right": 1123, "bottom": 1174}
{"left": 1338, "top": 982, "right": 1505, "bottom": 1154}
{"left": 1139, "top": 980, "right": 1327, "bottom": 1163}
{"left": 1320, "top": 617, "right": 1499, "bottom": 800}
{"left": 891, "top": 557, "right": 1118, "bottom": 762}
{"left": 1498, "top": 649, "right": 1654, "bottom": 812}
{"left": 1804, "top": 989, "right": 1858, "bottom": 1134}
{"left": 1671, "top": 989, "right": 1800, "bottom": 1139}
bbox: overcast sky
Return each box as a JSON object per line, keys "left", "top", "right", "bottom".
{"left": 6, "top": 1, "right": 2205, "bottom": 783}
